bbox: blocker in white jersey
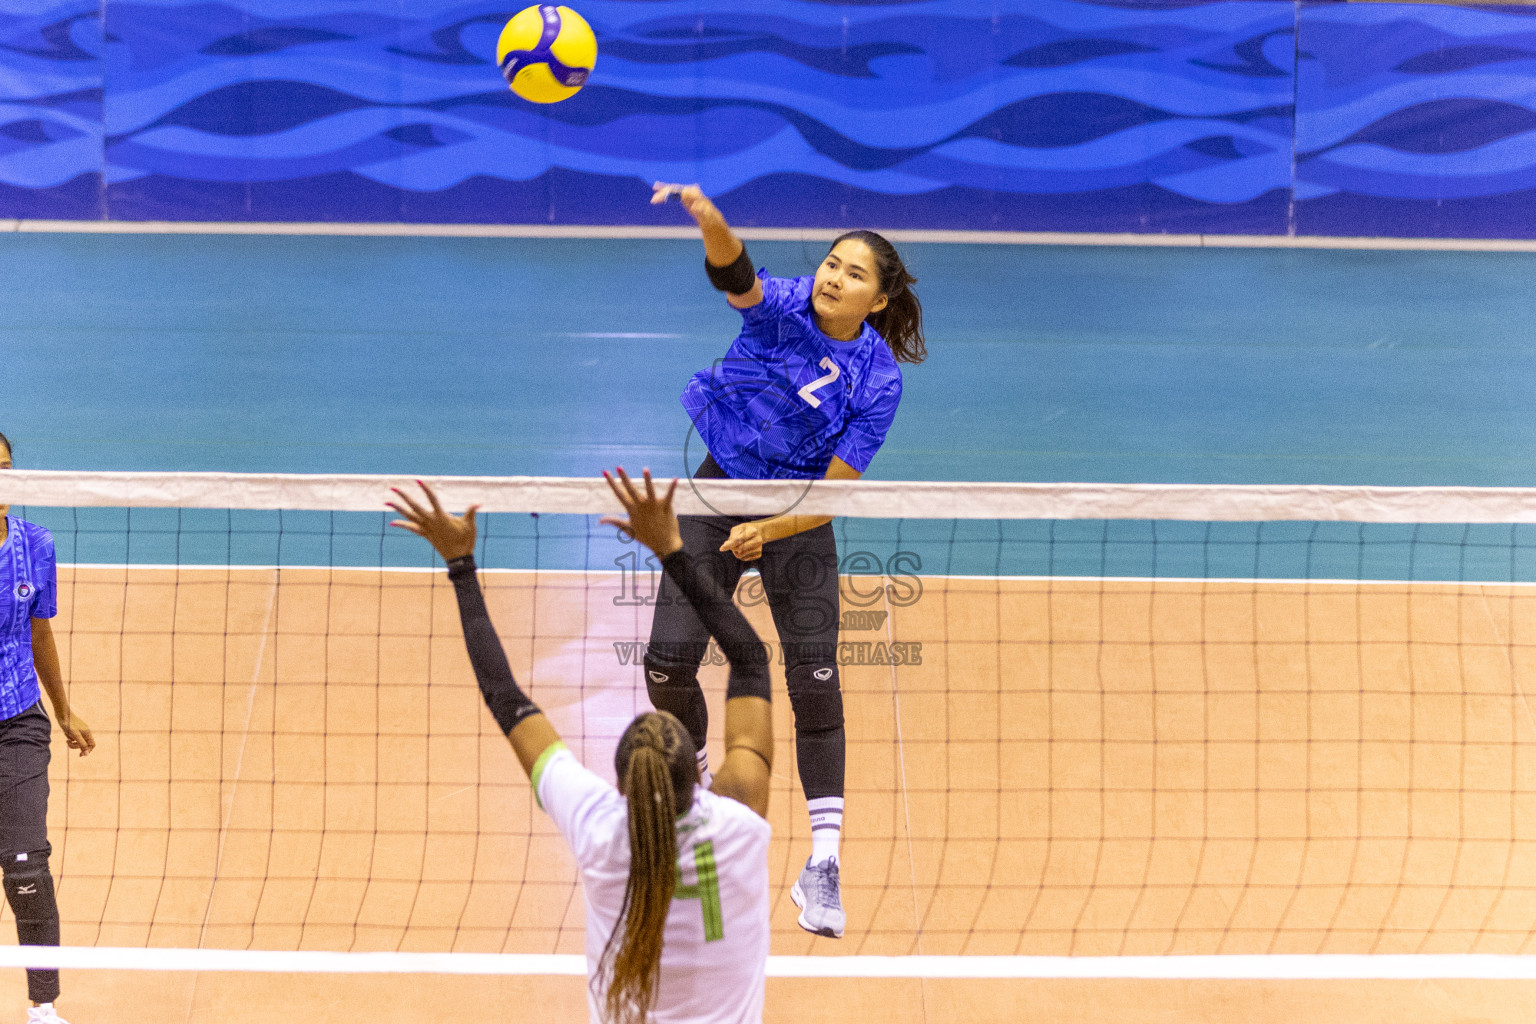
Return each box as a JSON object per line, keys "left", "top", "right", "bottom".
{"left": 536, "top": 745, "right": 770, "bottom": 1024}
{"left": 388, "top": 468, "right": 775, "bottom": 1024}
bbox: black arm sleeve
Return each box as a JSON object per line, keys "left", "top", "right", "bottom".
{"left": 704, "top": 245, "right": 757, "bottom": 296}
{"left": 447, "top": 555, "right": 542, "bottom": 735}
{"left": 661, "top": 549, "right": 771, "bottom": 702}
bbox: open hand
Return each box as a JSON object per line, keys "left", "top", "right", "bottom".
{"left": 387, "top": 481, "right": 479, "bottom": 562}
{"left": 601, "top": 467, "right": 683, "bottom": 559}
{"left": 719, "top": 521, "right": 765, "bottom": 562}
{"left": 651, "top": 182, "right": 720, "bottom": 225}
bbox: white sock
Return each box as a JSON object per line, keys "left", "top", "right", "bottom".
{"left": 696, "top": 749, "right": 712, "bottom": 790}
{"left": 808, "top": 796, "right": 843, "bottom": 864}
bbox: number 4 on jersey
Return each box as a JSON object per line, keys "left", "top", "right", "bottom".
{"left": 674, "top": 840, "right": 723, "bottom": 941}
{"left": 798, "top": 357, "right": 840, "bottom": 408}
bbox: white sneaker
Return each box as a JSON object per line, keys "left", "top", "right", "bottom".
{"left": 790, "top": 857, "right": 845, "bottom": 938}
{"left": 27, "top": 1004, "right": 68, "bottom": 1024}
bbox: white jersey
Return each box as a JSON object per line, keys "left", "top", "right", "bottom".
{"left": 534, "top": 744, "right": 771, "bottom": 1024}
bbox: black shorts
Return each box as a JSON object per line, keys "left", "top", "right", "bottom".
{"left": 0, "top": 702, "right": 51, "bottom": 857}
{"left": 649, "top": 453, "right": 841, "bottom": 669}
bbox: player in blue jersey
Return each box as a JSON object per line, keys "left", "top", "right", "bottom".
{"left": 0, "top": 432, "right": 94, "bottom": 1024}
{"left": 646, "top": 183, "right": 926, "bottom": 938}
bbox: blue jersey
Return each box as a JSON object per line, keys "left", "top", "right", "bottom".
{"left": 0, "top": 518, "right": 56, "bottom": 721}
{"left": 681, "top": 273, "right": 903, "bottom": 480}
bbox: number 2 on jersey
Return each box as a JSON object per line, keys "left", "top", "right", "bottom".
{"left": 674, "top": 840, "right": 723, "bottom": 941}
{"left": 798, "top": 357, "right": 840, "bottom": 409}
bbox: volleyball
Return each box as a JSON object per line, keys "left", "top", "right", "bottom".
{"left": 496, "top": 5, "right": 596, "bottom": 104}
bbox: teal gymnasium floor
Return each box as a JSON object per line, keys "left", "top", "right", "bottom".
{"left": 6, "top": 231, "right": 1536, "bottom": 580}
{"left": 7, "top": 231, "right": 1536, "bottom": 485}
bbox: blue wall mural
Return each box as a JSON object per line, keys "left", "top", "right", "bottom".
{"left": 2, "top": 0, "right": 1536, "bottom": 237}
{"left": 1296, "top": 3, "right": 1536, "bottom": 237}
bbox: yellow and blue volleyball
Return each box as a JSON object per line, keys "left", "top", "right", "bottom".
{"left": 497, "top": 5, "right": 596, "bottom": 104}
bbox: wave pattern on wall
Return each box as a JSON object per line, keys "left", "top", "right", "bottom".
{"left": 0, "top": 0, "right": 102, "bottom": 217}
{"left": 2, "top": 1, "right": 1535, "bottom": 236}
{"left": 1297, "top": 3, "right": 1536, "bottom": 237}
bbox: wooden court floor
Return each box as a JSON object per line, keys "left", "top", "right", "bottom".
{"left": 5, "top": 567, "right": 1536, "bottom": 1022}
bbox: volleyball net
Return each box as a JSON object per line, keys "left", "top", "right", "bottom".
{"left": 3, "top": 470, "right": 1536, "bottom": 976}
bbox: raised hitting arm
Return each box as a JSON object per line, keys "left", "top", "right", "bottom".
{"left": 387, "top": 482, "right": 560, "bottom": 775}
{"left": 602, "top": 468, "right": 774, "bottom": 818}
{"left": 651, "top": 182, "right": 764, "bottom": 311}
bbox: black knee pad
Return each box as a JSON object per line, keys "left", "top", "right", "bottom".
{"left": 785, "top": 664, "right": 844, "bottom": 735}
{"left": 643, "top": 655, "right": 709, "bottom": 749}
{"left": 3, "top": 849, "right": 57, "bottom": 933}
{"left": 3, "top": 849, "right": 59, "bottom": 1002}
{"left": 4, "top": 849, "right": 52, "bottom": 900}
{"left": 3, "top": 847, "right": 49, "bottom": 880}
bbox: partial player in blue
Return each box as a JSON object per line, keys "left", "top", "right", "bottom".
{"left": 646, "top": 182, "right": 926, "bottom": 939}
{"left": 0, "top": 431, "right": 94, "bottom": 1024}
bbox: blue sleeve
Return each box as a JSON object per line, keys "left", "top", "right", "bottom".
{"left": 31, "top": 529, "right": 56, "bottom": 620}
{"left": 737, "top": 272, "right": 795, "bottom": 327}
{"left": 833, "top": 378, "right": 902, "bottom": 473}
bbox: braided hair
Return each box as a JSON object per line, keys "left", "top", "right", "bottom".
{"left": 596, "top": 711, "right": 698, "bottom": 1024}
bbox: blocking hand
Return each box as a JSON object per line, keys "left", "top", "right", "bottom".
{"left": 601, "top": 467, "right": 684, "bottom": 559}
{"left": 388, "top": 481, "right": 479, "bottom": 562}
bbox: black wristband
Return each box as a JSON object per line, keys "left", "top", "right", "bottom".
{"left": 446, "top": 554, "right": 542, "bottom": 735}
{"left": 661, "top": 549, "right": 771, "bottom": 702}
{"left": 705, "top": 246, "right": 757, "bottom": 296}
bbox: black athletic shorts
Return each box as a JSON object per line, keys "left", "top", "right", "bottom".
{"left": 0, "top": 702, "right": 51, "bottom": 858}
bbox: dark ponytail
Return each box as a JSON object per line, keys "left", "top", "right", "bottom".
{"left": 598, "top": 712, "right": 698, "bottom": 1024}
{"left": 830, "top": 229, "right": 926, "bottom": 364}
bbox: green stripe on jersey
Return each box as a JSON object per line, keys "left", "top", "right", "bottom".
{"left": 529, "top": 741, "right": 567, "bottom": 811}
{"left": 674, "top": 839, "right": 723, "bottom": 942}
